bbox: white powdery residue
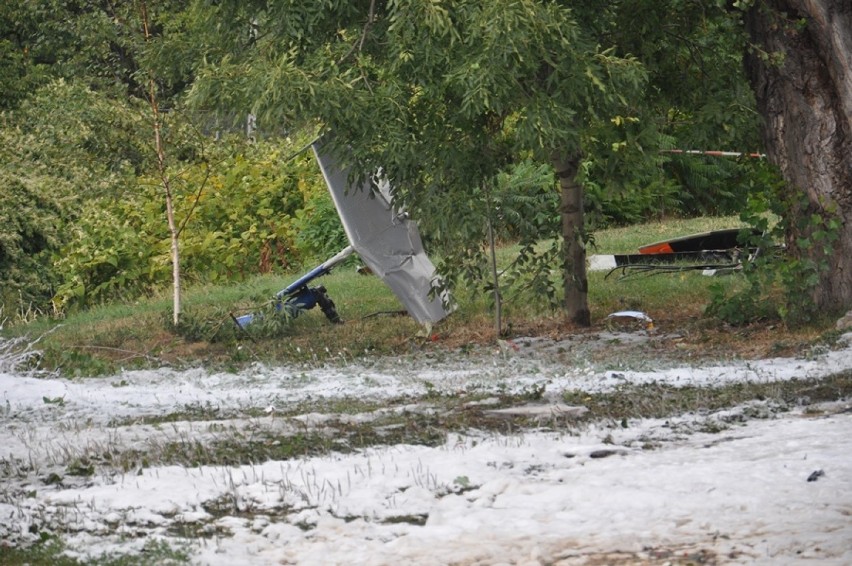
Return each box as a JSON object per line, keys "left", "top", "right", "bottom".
{"left": 2, "top": 334, "right": 852, "bottom": 564}
{"left": 2, "top": 409, "right": 850, "bottom": 564}
{"left": 3, "top": 338, "right": 851, "bottom": 426}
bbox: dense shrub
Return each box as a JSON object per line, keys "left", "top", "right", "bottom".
{"left": 0, "top": 81, "right": 144, "bottom": 316}
{"left": 53, "top": 135, "right": 345, "bottom": 310}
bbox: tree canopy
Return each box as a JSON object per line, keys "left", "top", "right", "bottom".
{"left": 7, "top": 0, "right": 842, "bottom": 325}
{"left": 184, "top": 0, "right": 757, "bottom": 324}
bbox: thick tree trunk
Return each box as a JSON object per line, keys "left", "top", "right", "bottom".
{"left": 743, "top": 0, "right": 852, "bottom": 312}
{"left": 553, "top": 152, "right": 590, "bottom": 327}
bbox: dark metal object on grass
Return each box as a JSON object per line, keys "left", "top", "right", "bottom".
{"left": 589, "top": 228, "right": 777, "bottom": 279}
{"left": 234, "top": 140, "right": 450, "bottom": 329}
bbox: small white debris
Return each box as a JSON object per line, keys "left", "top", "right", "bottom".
{"left": 607, "top": 310, "right": 652, "bottom": 323}
{"left": 606, "top": 310, "right": 655, "bottom": 332}
{"left": 588, "top": 255, "right": 618, "bottom": 271}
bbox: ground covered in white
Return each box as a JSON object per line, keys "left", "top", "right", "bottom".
{"left": 1, "top": 331, "right": 851, "bottom": 565}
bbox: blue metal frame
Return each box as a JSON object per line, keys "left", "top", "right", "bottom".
{"left": 234, "top": 246, "right": 354, "bottom": 329}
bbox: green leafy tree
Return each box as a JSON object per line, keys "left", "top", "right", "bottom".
{"left": 0, "top": 0, "right": 191, "bottom": 317}
{"left": 186, "top": 0, "right": 647, "bottom": 329}
{"left": 0, "top": 3, "right": 52, "bottom": 110}
{"left": 0, "top": 80, "right": 145, "bottom": 315}
{"left": 0, "top": 154, "right": 67, "bottom": 315}
{"left": 573, "top": 0, "right": 761, "bottom": 225}
{"left": 742, "top": 0, "right": 852, "bottom": 316}
{"left": 52, "top": 135, "right": 330, "bottom": 309}
{"left": 0, "top": 0, "right": 196, "bottom": 104}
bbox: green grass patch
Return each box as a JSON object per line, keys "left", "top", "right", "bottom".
{"left": 0, "top": 537, "right": 190, "bottom": 566}
{"left": 562, "top": 371, "right": 852, "bottom": 423}
{"left": 589, "top": 268, "right": 748, "bottom": 320}
{"left": 0, "top": 214, "right": 823, "bottom": 376}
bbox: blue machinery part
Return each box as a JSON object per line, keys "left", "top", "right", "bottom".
{"left": 234, "top": 246, "right": 354, "bottom": 328}
{"left": 234, "top": 139, "right": 452, "bottom": 331}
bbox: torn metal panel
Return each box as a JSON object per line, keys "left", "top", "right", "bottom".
{"left": 587, "top": 227, "right": 775, "bottom": 278}
{"left": 638, "top": 228, "right": 758, "bottom": 255}
{"left": 311, "top": 142, "right": 450, "bottom": 325}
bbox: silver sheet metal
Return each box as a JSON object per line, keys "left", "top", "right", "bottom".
{"left": 311, "top": 143, "right": 450, "bottom": 325}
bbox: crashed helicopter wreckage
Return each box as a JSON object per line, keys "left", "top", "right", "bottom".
{"left": 587, "top": 149, "right": 782, "bottom": 279}
{"left": 234, "top": 142, "right": 451, "bottom": 329}
{"left": 588, "top": 227, "right": 781, "bottom": 279}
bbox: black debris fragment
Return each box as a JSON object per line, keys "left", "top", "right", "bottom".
{"left": 806, "top": 469, "right": 825, "bottom": 482}
{"left": 589, "top": 449, "right": 619, "bottom": 459}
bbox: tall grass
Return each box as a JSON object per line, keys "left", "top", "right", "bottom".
{"left": 0, "top": 216, "right": 766, "bottom": 373}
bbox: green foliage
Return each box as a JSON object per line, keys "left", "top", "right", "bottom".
{"left": 53, "top": 201, "right": 163, "bottom": 308}
{"left": 0, "top": 167, "right": 65, "bottom": 312}
{"left": 183, "top": 0, "right": 764, "bottom": 324}
{"left": 428, "top": 160, "right": 562, "bottom": 310}
{"left": 174, "top": 140, "right": 303, "bottom": 278}
{"left": 490, "top": 162, "right": 562, "bottom": 310}
{"left": 53, "top": 135, "right": 337, "bottom": 311}
{"left": 174, "top": 297, "right": 319, "bottom": 344}
{"left": 291, "top": 191, "right": 348, "bottom": 262}
{"left": 580, "top": 115, "right": 680, "bottom": 227}
{"left": 770, "top": 193, "right": 841, "bottom": 325}
{"left": 0, "top": 3, "right": 53, "bottom": 111}
{"left": 1, "top": 0, "right": 195, "bottom": 105}
{"left": 187, "top": 0, "right": 647, "bottom": 211}
{"left": 578, "top": 0, "right": 760, "bottom": 227}
{"left": 665, "top": 153, "right": 762, "bottom": 217}
{"left": 13, "top": 79, "right": 149, "bottom": 181}
{"left": 0, "top": 80, "right": 146, "bottom": 315}
{"left": 706, "top": 160, "right": 838, "bottom": 327}
{"left": 492, "top": 161, "right": 560, "bottom": 241}
{"left": 582, "top": 149, "right": 760, "bottom": 229}
{"left": 1, "top": 0, "right": 772, "bottom": 327}
{"left": 0, "top": 535, "right": 191, "bottom": 565}
{"left": 171, "top": 304, "right": 238, "bottom": 343}
{"left": 609, "top": 0, "right": 759, "bottom": 150}
{"left": 0, "top": 214, "right": 762, "bottom": 377}
{"left": 41, "top": 346, "right": 116, "bottom": 377}
{"left": 0, "top": 537, "right": 80, "bottom": 566}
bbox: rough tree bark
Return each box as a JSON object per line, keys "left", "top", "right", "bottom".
{"left": 743, "top": 0, "right": 852, "bottom": 312}
{"left": 554, "top": 152, "right": 591, "bottom": 327}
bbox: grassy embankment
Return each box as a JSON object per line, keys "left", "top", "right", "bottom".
{"left": 0, "top": 215, "right": 840, "bottom": 375}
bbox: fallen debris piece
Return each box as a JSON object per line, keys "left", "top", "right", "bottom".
{"left": 587, "top": 227, "right": 776, "bottom": 279}
{"left": 638, "top": 228, "right": 755, "bottom": 255}
{"left": 562, "top": 446, "right": 632, "bottom": 459}
{"left": 234, "top": 139, "right": 451, "bottom": 329}
{"left": 807, "top": 469, "right": 825, "bottom": 482}
{"left": 607, "top": 310, "right": 652, "bottom": 323}
{"left": 606, "top": 310, "right": 654, "bottom": 332}
{"left": 589, "top": 449, "right": 624, "bottom": 459}
{"left": 314, "top": 142, "right": 450, "bottom": 325}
